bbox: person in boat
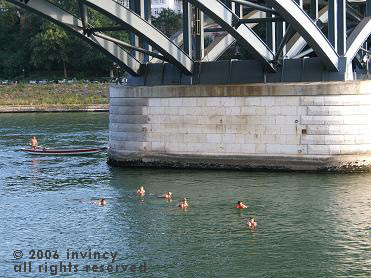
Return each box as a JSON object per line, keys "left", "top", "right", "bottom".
{"left": 159, "top": 192, "right": 172, "bottom": 199}
{"left": 137, "top": 186, "right": 145, "bottom": 196}
{"left": 31, "top": 136, "right": 38, "bottom": 149}
{"left": 179, "top": 198, "right": 189, "bottom": 209}
{"left": 236, "top": 201, "right": 248, "bottom": 209}
{"left": 247, "top": 217, "right": 257, "bottom": 229}
{"left": 97, "top": 198, "right": 106, "bottom": 206}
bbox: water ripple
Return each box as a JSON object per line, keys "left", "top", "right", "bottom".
{"left": 0, "top": 113, "right": 370, "bottom": 277}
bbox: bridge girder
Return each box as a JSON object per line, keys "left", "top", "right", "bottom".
{"left": 80, "top": 0, "right": 194, "bottom": 74}
{"left": 202, "top": 10, "right": 265, "bottom": 62}
{"left": 199, "top": 1, "right": 370, "bottom": 68}
{"left": 4, "top": 0, "right": 370, "bottom": 79}
{"left": 346, "top": 17, "right": 371, "bottom": 61}
{"left": 270, "top": 0, "right": 340, "bottom": 71}
{"left": 5, "top": 0, "right": 142, "bottom": 76}
{"left": 286, "top": 5, "right": 329, "bottom": 59}
{"left": 188, "top": 0, "right": 276, "bottom": 72}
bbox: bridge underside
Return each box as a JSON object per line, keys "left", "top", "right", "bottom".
{"left": 7, "top": 0, "right": 371, "bottom": 84}
{"left": 128, "top": 58, "right": 348, "bottom": 86}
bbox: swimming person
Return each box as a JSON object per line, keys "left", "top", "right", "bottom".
{"left": 97, "top": 198, "right": 106, "bottom": 206}
{"left": 137, "top": 186, "right": 145, "bottom": 196}
{"left": 236, "top": 201, "right": 248, "bottom": 209}
{"left": 159, "top": 192, "right": 173, "bottom": 199}
{"left": 179, "top": 198, "right": 189, "bottom": 209}
{"left": 247, "top": 218, "right": 257, "bottom": 229}
{"left": 31, "top": 136, "right": 38, "bottom": 149}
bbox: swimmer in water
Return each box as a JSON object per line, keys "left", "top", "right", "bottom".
{"left": 247, "top": 217, "right": 257, "bottom": 229}
{"left": 97, "top": 198, "right": 106, "bottom": 206}
{"left": 159, "top": 192, "right": 172, "bottom": 199}
{"left": 236, "top": 201, "right": 248, "bottom": 209}
{"left": 137, "top": 186, "right": 145, "bottom": 196}
{"left": 179, "top": 198, "right": 189, "bottom": 209}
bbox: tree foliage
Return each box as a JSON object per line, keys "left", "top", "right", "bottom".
{"left": 152, "top": 8, "right": 181, "bottom": 37}
{"left": 30, "top": 22, "right": 70, "bottom": 77}
{"left": 0, "top": 0, "right": 125, "bottom": 79}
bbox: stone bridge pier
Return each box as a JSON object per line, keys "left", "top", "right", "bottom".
{"left": 108, "top": 80, "right": 371, "bottom": 172}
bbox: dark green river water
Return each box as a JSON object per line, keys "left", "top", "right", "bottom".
{"left": 0, "top": 112, "right": 370, "bottom": 277}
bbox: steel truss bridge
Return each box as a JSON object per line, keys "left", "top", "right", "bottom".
{"left": 6, "top": 0, "right": 371, "bottom": 85}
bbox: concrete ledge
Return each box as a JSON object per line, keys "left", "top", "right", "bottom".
{"left": 0, "top": 105, "right": 109, "bottom": 113}
{"left": 111, "top": 80, "right": 371, "bottom": 98}
{"left": 108, "top": 150, "right": 371, "bottom": 172}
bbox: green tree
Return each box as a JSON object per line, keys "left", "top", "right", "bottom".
{"left": 49, "top": 0, "right": 78, "bottom": 15}
{"left": 30, "top": 22, "right": 70, "bottom": 77}
{"left": 0, "top": 1, "right": 43, "bottom": 78}
{"left": 0, "top": 0, "right": 129, "bottom": 79}
{"left": 152, "top": 8, "right": 181, "bottom": 37}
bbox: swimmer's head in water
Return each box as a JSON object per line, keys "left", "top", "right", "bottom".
{"left": 237, "top": 201, "right": 242, "bottom": 205}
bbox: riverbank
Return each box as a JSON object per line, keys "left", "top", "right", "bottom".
{"left": 0, "top": 83, "right": 109, "bottom": 112}
{"left": 0, "top": 104, "right": 108, "bottom": 113}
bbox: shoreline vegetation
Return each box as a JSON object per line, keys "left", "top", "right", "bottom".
{"left": 0, "top": 83, "right": 109, "bottom": 112}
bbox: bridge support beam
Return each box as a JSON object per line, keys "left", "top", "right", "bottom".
{"left": 183, "top": 1, "right": 192, "bottom": 56}
{"left": 270, "top": 0, "right": 339, "bottom": 71}
{"left": 81, "top": 0, "right": 193, "bottom": 74}
{"left": 6, "top": 0, "right": 370, "bottom": 80}
{"left": 143, "top": 0, "right": 151, "bottom": 62}
{"left": 266, "top": 1, "right": 276, "bottom": 54}
{"left": 188, "top": 0, "right": 275, "bottom": 71}
{"left": 337, "top": 0, "right": 347, "bottom": 56}
{"left": 194, "top": 8, "right": 204, "bottom": 60}
{"left": 329, "top": 1, "right": 338, "bottom": 52}
{"left": 310, "top": 0, "right": 318, "bottom": 20}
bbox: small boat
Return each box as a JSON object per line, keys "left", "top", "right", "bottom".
{"left": 20, "top": 147, "right": 107, "bottom": 155}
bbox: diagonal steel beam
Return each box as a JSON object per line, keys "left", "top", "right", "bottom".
{"left": 5, "top": 0, "right": 142, "bottom": 76}
{"left": 273, "top": 24, "right": 295, "bottom": 62}
{"left": 81, "top": 0, "right": 194, "bottom": 74}
{"left": 287, "top": 4, "right": 364, "bottom": 59}
{"left": 202, "top": 10, "right": 265, "bottom": 62}
{"left": 93, "top": 32, "right": 166, "bottom": 61}
{"left": 270, "top": 0, "right": 339, "bottom": 71}
{"left": 231, "top": 0, "right": 277, "bottom": 14}
{"left": 345, "top": 17, "right": 371, "bottom": 61}
{"left": 188, "top": 0, "right": 275, "bottom": 71}
{"left": 286, "top": 5, "right": 328, "bottom": 58}
{"left": 78, "top": 1, "right": 88, "bottom": 29}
